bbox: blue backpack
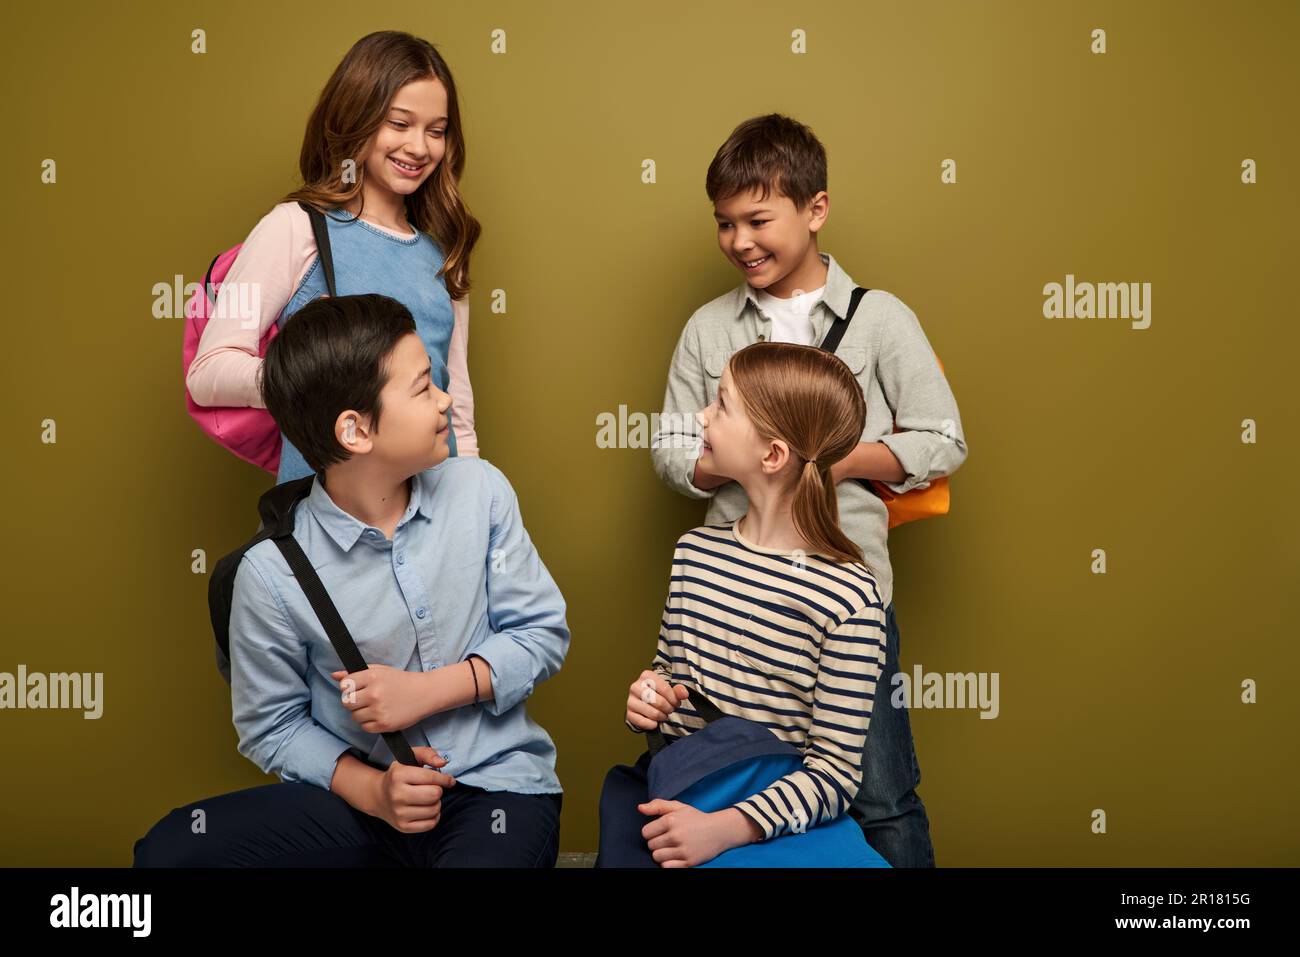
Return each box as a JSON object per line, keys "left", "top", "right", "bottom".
{"left": 600, "top": 686, "right": 891, "bottom": 868}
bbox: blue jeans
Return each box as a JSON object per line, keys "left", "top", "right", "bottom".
{"left": 847, "top": 601, "right": 936, "bottom": 867}
{"left": 133, "top": 779, "right": 562, "bottom": 868}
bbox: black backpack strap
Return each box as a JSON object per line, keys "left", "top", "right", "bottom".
{"left": 816, "top": 286, "right": 885, "bottom": 502}
{"left": 208, "top": 480, "right": 311, "bottom": 683}
{"left": 297, "top": 201, "right": 338, "bottom": 298}
{"left": 202, "top": 251, "right": 222, "bottom": 309}
{"left": 817, "top": 286, "right": 870, "bottom": 354}
{"left": 215, "top": 474, "right": 419, "bottom": 768}
{"left": 646, "top": 684, "right": 727, "bottom": 757}
{"left": 270, "top": 534, "right": 419, "bottom": 768}
{"left": 210, "top": 480, "right": 316, "bottom": 682}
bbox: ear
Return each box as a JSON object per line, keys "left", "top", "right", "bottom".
{"left": 334, "top": 409, "right": 375, "bottom": 455}
{"left": 761, "top": 437, "right": 792, "bottom": 476}
{"left": 808, "top": 190, "right": 829, "bottom": 232}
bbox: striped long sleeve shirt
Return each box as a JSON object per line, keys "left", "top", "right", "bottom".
{"left": 628, "top": 520, "right": 889, "bottom": 841}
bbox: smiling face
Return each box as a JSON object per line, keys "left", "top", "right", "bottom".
{"left": 695, "top": 362, "right": 793, "bottom": 483}
{"left": 712, "top": 184, "right": 829, "bottom": 299}
{"left": 339, "top": 331, "right": 452, "bottom": 474}
{"left": 360, "top": 77, "right": 449, "bottom": 200}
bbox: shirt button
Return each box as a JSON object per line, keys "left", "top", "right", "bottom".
{"left": 416, "top": 607, "right": 426, "bottom": 619}
{"left": 397, "top": 554, "right": 405, "bottom": 565}
{"left": 757, "top": 335, "right": 765, "bottom": 341}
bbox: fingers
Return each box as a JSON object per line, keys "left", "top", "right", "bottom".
{"left": 645, "top": 831, "right": 673, "bottom": 852}
{"left": 408, "top": 748, "right": 456, "bottom": 788}
{"left": 637, "top": 799, "right": 678, "bottom": 842}
{"left": 410, "top": 768, "right": 456, "bottom": 789}
{"left": 626, "top": 695, "right": 670, "bottom": 727}
{"left": 413, "top": 746, "right": 446, "bottom": 766}
{"left": 351, "top": 705, "right": 397, "bottom": 732}
{"left": 636, "top": 800, "right": 691, "bottom": 866}
{"left": 651, "top": 837, "right": 701, "bottom": 867}
{"left": 389, "top": 764, "right": 454, "bottom": 803}
{"left": 654, "top": 676, "right": 689, "bottom": 711}
{"left": 395, "top": 781, "right": 446, "bottom": 806}
{"left": 401, "top": 815, "right": 441, "bottom": 834}
{"left": 625, "top": 709, "right": 658, "bottom": 731}
{"left": 335, "top": 672, "right": 364, "bottom": 710}
{"left": 639, "top": 799, "right": 676, "bottom": 814}
{"left": 394, "top": 804, "right": 442, "bottom": 833}
{"left": 628, "top": 674, "right": 679, "bottom": 721}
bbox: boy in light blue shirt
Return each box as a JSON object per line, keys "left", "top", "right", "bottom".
{"left": 135, "top": 293, "right": 568, "bottom": 867}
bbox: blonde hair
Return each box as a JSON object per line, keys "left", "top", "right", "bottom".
{"left": 283, "top": 31, "right": 481, "bottom": 301}
{"left": 727, "top": 341, "right": 869, "bottom": 568}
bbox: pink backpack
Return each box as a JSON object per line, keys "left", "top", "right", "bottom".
{"left": 182, "top": 202, "right": 336, "bottom": 474}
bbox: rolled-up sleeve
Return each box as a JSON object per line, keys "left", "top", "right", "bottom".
{"left": 229, "top": 557, "right": 352, "bottom": 791}
{"left": 470, "top": 463, "right": 571, "bottom": 716}
{"left": 874, "top": 297, "right": 969, "bottom": 494}
{"left": 650, "top": 313, "right": 714, "bottom": 501}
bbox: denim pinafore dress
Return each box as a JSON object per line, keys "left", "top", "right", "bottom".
{"left": 275, "top": 207, "right": 459, "bottom": 484}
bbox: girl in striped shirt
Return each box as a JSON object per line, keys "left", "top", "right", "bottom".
{"left": 619, "top": 341, "right": 889, "bottom": 867}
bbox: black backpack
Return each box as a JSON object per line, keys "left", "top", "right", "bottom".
{"left": 207, "top": 476, "right": 420, "bottom": 767}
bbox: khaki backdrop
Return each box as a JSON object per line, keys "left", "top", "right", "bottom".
{"left": 2, "top": 0, "right": 1296, "bottom": 865}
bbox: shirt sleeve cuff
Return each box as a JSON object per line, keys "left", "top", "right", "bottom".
{"left": 650, "top": 443, "right": 715, "bottom": 501}
{"left": 680, "top": 448, "right": 717, "bottom": 500}
{"left": 732, "top": 800, "right": 775, "bottom": 841}
{"left": 877, "top": 431, "right": 934, "bottom": 494}
{"left": 280, "top": 722, "right": 355, "bottom": 792}
{"left": 467, "top": 637, "right": 531, "bottom": 716}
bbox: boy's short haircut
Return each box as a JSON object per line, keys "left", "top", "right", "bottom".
{"left": 260, "top": 293, "right": 417, "bottom": 474}
{"left": 705, "top": 113, "right": 828, "bottom": 212}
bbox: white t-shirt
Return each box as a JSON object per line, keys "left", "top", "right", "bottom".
{"left": 755, "top": 283, "right": 826, "bottom": 345}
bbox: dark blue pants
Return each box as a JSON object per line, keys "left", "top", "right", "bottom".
{"left": 847, "top": 601, "right": 935, "bottom": 866}
{"left": 133, "top": 779, "right": 562, "bottom": 868}
{"left": 594, "top": 749, "right": 658, "bottom": 867}
{"left": 598, "top": 602, "right": 935, "bottom": 868}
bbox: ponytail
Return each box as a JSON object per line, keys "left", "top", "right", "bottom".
{"left": 789, "top": 454, "right": 867, "bottom": 569}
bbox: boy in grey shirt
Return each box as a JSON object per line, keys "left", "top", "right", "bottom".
{"left": 651, "top": 113, "right": 968, "bottom": 867}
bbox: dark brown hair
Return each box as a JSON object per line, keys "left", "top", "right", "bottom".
{"left": 260, "top": 294, "right": 417, "bottom": 474}
{"left": 284, "top": 31, "right": 481, "bottom": 300}
{"left": 705, "top": 113, "right": 828, "bottom": 211}
{"left": 727, "top": 341, "right": 868, "bottom": 568}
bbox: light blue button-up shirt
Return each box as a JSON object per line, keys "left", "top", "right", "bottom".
{"left": 228, "top": 456, "right": 568, "bottom": 795}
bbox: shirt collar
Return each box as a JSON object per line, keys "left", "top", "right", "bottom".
{"left": 731, "top": 251, "right": 857, "bottom": 322}
{"left": 305, "top": 470, "right": 433, "bottom": 552}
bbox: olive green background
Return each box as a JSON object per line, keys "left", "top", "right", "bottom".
{"left": 2, "top": 0, "right": 1296, "bottom": 866}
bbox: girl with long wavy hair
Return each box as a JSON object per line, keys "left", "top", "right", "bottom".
{"left": 186, "top": 30, "right": 483, "bottom": 483}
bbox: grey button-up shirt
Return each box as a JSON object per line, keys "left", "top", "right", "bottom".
{"left": 650, "top": 251, "right": 968, "bottom": 608}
